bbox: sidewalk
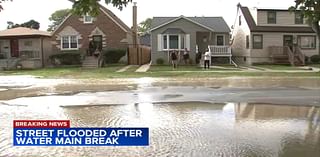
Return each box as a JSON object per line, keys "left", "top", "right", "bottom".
{"left": 135, "top": 63, "right": 151, "bottom": 72}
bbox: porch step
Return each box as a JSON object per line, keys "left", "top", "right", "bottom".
{"left": 82, "top": 56, "right": 99, "bottom": 68}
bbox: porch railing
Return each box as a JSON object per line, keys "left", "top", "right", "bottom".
{"left": 208, "top": 45, "right": 232, "bottom": 56}
{"left": 269, "top": 46, "right": 305, "bottom": 66}
{"left": 207, "top": 45, "right": 236, "bottom": 66}
{"left": 294, "top": 46, "right": 305, "bottom": 65}
{"left": 19, "top": 50, "right": 40, "bottom": 59}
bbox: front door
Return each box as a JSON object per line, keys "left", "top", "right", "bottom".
{"left": 93, "top": 35, "right": 102, "bottom": 51}
{"left": 10, "top": 39, "right": 19, "bottom": 57}
{"left": 283, "top": 35, "right": 293, "bottom": 51}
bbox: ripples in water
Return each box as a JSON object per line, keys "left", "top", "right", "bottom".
{"left": 0, "top": 102, "right": 319, "bottom": 157}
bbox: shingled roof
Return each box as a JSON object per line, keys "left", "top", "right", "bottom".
{"left": 240, "top": 6, "right": 315, "bottom": 33}
{"left": 151, "top": 16, "right": 231, "bottom": 32}
{"left": 0, "top": 27, "right": 51, "bottom": 37}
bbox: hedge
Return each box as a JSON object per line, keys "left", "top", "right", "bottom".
{"left": 49, "top": 52, "right": 81, "bottom": 65}
{"left": 102, "top": 49, "right": 126, "bottom": 64}
{"left": 310, "top": 55, "right": 320, "bottom": 63}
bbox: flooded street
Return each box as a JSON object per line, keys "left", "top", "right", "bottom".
{"left": 0, "top": 76, "right": 320, "bottom": 157}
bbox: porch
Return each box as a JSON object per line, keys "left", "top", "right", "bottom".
{"left": 269, "top": 46, "right": 305, "bottom": 66}
{"left": 0, "top": 50, "right": 41, "bottom": 70}
{"left": 198, "top": 45, "right": 237, "bottom": 67}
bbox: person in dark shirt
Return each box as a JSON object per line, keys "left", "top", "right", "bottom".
{"left": 171, "top": 50, "right": 178, "bottom": 69}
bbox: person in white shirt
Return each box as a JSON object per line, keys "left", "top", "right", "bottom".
{"left": 204, "top": 49, "right": 211, "bottom": 69}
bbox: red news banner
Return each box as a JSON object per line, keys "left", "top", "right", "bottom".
{"left": 13, "top": 120, "right": 70, "bottom": 128}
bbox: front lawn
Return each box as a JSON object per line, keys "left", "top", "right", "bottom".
{"left": 1, "top": 65, "right": 319, "bottom": 79}
{"left": 253, "top": 65, "right": 308, "bottom": 70}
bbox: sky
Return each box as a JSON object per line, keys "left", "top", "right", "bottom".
{"left": 0, "top": 0, "right": 296, "bottom": 31}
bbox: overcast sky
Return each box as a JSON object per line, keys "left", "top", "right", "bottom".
{"left": 0, "top": 0, "right": 296, "bottom": 31}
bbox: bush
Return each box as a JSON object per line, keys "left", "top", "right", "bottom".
{"left": 156, "top": 58, "right": 164, "bottom": 65}
{"left": 0, "top": 54, "right": 5, "bottom": 59}
{"left": 49, "top": 52, "right": 81, "bottom": 65}
{"left": 102, "top": 49, "right": 126, "bottom": 64}
{"left": 310, "top": 55, "right": 320, "bottom": 63}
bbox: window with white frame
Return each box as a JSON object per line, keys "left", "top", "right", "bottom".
{"left": 298, "top": 36, "right": 316, "bottom": 49}
{"left": 83, "top": 13, "right": 93, "bottom": 23}
{"left": 253, "top": 34, "right": 263, "bottom": 49}
{"left": 61, "top": 35, "right": 78, "bottom": 50}
{"left": 162, "top": 34, "right": 185, "bottom": 50}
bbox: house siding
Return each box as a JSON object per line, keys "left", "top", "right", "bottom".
{"left": 250, "top": 32, "right": 319, "bottom": 64}
{"left": 231, "top": 9, "right": 252, "bottom": 65}
{"left": 257, "top": 10, "right": 308, "bottom": 26}
{"left": 151, "top": 18, "right": 230, "bottom": 64}
{"left": 51, "top": 9, "right": 128, "bottom": 55}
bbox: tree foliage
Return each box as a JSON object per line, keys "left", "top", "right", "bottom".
{"left": 1, "top": 0, "right": 132, "bottom": 14}
{"left": 69, "top": 0, "right": 132, "bottom": 16}
{"left": 138, "top": 18, "right": 152, "bottom": 34}
{"left": 47, "top": 9, "right": 71, "bottom": 32}
{"left": 7, "top": 19, "right": 40, "bottom": 29}
{"left": 0, "top": 0, "right": 11, "bottom": 11}
{"left": 290, "top": 0, "right": 320, "bottom": 54}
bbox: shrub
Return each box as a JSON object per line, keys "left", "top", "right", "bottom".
{"left": 310, "top": 55, "right": 320, "bottom": 63}
{"left": 0, "top": 54, "right": 5, "bottom": 59}
{"left": 156, "top": 58, "right": 164, "bottom": 65}
{"left": 49, "top": 52, "right": 81, "bottom": 65}
{"left": 102, "top": 49, "right": 126, "bottom": 64}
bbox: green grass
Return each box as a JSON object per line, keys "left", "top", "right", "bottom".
{"left": 149, "top": 65, "right": 240, "bottom": 72}
{"left": 253, "top": 65, "right": 305, "bottom": 70}
{"left": 1, "top": 65, "right": 319, "bottom": 79}
{"left": 308, "top": 64, "right": 320, "bottom": 68}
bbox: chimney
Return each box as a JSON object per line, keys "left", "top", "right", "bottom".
{"left": 132, "top": 2, "right": 138, "bottom": 47}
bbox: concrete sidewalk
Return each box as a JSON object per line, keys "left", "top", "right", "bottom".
{"left": 135, "top": 64, "right": 151, "bottom": 72}
{"left": 116, "top": 65, "right": 133, "bottom": 72}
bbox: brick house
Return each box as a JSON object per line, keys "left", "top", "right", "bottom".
{"left": 51, "top": 4, "right": 132, "bottom": 67}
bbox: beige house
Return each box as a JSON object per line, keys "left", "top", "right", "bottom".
{"left": 232, "top": 4, "right": 319, "bottom": 65}
{"left": 0, "top": 27, "right": 52, "bottom": 69}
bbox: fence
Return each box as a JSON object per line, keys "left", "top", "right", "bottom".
{"left": 128, "top": 45, "right": 151, "bottom": 65}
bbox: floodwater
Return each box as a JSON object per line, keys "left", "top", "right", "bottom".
{"left": 0, "top": 76, "right": 320, "bottom": 157}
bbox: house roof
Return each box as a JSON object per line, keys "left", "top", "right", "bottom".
{"left": 151, "top": 16, "right": 231, "bottom": 32}
{"left": 0, "top": 27, "right": 51, "bottom": 37}
{"left": 52, "top": 3, "right": 130, "bottom": 35}
{"left": 99, "top": 4, "right": 131, "bottom": 32}
{"left": 240, "top": 6, "right": 315, "bottom": 33}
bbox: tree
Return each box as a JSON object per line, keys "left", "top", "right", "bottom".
{"left": 290, "top": 0, "right": 320, "bottom": 55}
{"left": 47, "top": 9, "right": 71, "bottom": 32}
{"left": 69, "top": 0, "right": 132, "bottom": 16}
{"left": 1, "top": 0, "right": 131, "bottom": 14}
{"left": 0, "top": 0, "right": 11, "bottom": 12}
{"left": 138, "top": 18, "right": 152, "bottom": 34}
{"left": 7, "top": 20, "right": 40, "bottom": 29}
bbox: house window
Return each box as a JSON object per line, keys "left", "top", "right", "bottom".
{"left": 239, "top": 15, "right": 242, "bottom": 26}
{"left": 24, "top": 40, "right": 32, "bottom": 46}
{"left": 253, "top": 34, "right": 263, "bottom": 49}
{"left": 246, "top": 35, "right": 249, "bottom": 49}
{"left": 295, "top": 12, "right": 304, "bottom": 24}
{"left": 216, "top": 35, "right": 224, "bottom": 45}
{"left": 84, "top": 13, "right": 93, "bottom": 23}
{"left": 61, "top": 35, "right": 78, "bottom": 50}
{"left": 267, "top": 11, "right": 276, "bottom": 24}
{"left": 298, "top": 36, "right": 316, "bottom": 49}
{"left": 162, "top": 34, "right": 186, "bottom": 50}
{"left": 169, "top": 35, "right": 179, "bottom": 49}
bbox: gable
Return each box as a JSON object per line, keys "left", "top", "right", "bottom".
{"left": 151, "top": 16, "right": 230, "bottom": 33}
{"left": 52, "top": 6, "right": 130, "bottom": 36}
{"left": 151, "top": 18, "right": 211, "bottom": 34}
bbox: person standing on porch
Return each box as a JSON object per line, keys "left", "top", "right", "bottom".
{"left": 204, "top": 48, "right": 211, "bottom": 69}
